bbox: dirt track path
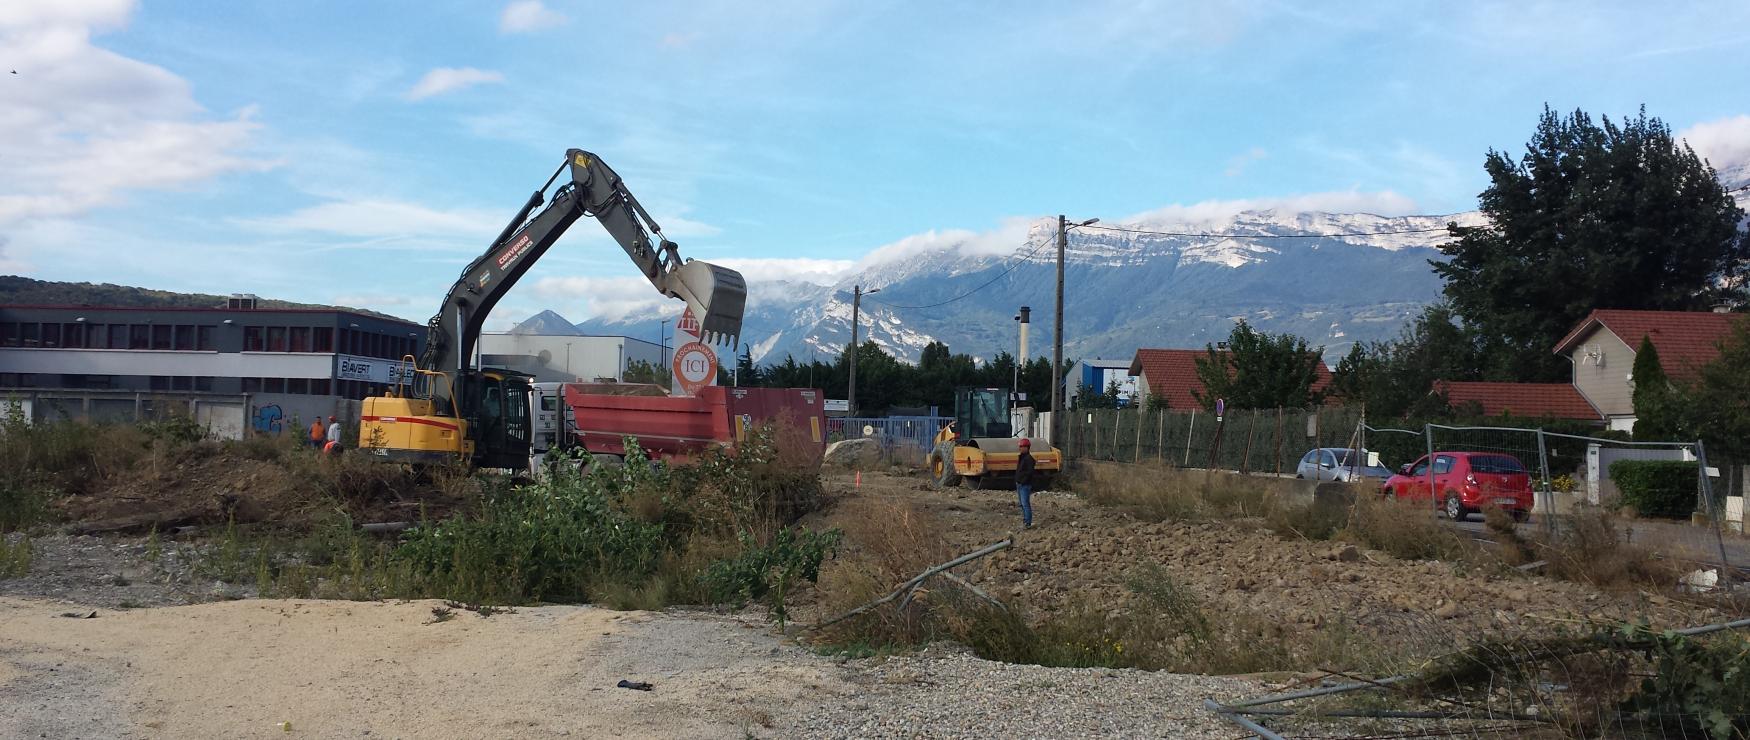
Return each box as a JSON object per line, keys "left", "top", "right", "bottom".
{"left": 0, "top": 597, "right": 845, "bottom": 739}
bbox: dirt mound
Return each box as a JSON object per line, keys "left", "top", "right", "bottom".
{"left": 53, "top": 445, "right": 472, "bottom": 533}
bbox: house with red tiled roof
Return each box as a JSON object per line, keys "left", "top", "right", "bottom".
{"left": 1126, "top": 348, "right": 1332, "bottom": 410}
{"left": 1435, "top": 381, "right": 1602, "bottom": 422}
{"left": 1551, "top": 309, "right": 1745, "bottom": 431}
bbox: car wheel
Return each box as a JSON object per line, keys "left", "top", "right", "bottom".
{"left": 1444, "top": 492, "right": 1466, "bottom": 522}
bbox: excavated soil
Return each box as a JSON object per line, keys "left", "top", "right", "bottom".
{"left": 799, "top": 469, "right": 1742, "bottom": 655}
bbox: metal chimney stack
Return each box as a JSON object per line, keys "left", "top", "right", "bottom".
{"left": 1018, "top": 306, "right": 1031, "bottom": 361}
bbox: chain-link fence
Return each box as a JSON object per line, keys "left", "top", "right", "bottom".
{"left": 826, "top": 416, "right": 950, "bottom": 467}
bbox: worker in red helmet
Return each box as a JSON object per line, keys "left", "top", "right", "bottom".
{"left": 1015, "top": 438, "right": 1036, "bottom": 529}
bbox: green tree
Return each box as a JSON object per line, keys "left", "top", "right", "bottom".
{"left": 1192, "top": 322, "right": 1324, "bottom": 410}
{"left": 1328, "top": 303, "right": 1481, "bottom": 418}
{"left": 623, "top": 359, "right": 671, "bottom": 390}
{"left": 1630, "top": 336, "right": 1680, "bottom": 440}
{"left": 1667, "top": 319, "right": 1750, "bottom": 460}
{"left": 1436, "top": 106, "right": 1749, "bottom": 381}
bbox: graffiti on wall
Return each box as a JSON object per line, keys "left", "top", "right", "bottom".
{"left": 252, "top": 404, "right": 285, "bottom": 434}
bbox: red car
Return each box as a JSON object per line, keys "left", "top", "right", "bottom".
{"left": 1381, "top": 451, "right": 1534, "bottom": 522}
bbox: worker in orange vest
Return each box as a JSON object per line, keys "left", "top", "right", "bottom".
{"left": 308, "top": 417, "right": 325, "bottom": 449}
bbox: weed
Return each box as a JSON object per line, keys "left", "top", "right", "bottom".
{"left": 426, "top": 606, "right": 455, "bottom": 624}
{"left": 1082, "top": 463, "right": 1280, "bottom": 522}
{"left": 704, "top": 527, "right": 843, "bottom": 626}
{"left": 144, "top": 526, "right": 162, "bottom": 563}
{"left": 0, "top": 534, "right": 32, "bottom": 578}
{"left": 1543, "top": 507, "right": 1679, "bottom": 590}
{"left": 117, "top": 599, "right": 144, "bottom": 610}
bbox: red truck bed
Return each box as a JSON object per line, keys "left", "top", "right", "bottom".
{"left": 560, "top": 384, "right": 826, "bottom": 463}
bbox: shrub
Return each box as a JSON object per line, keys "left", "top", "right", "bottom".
{"left": 703, "top": 526, "right": 842, "bottom": 626}
{"left": 1081, "top": 463, "right": 1277, "bottom": 522}
{"left": 1609, "top": 459, "right": 1699, "bottom": 519}
{"left": 1545, "top": 507, "right": 1678, "bottom": 589}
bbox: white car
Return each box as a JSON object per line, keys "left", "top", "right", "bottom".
{"left": 1296, "top": 447, "right": 1393, "bottom": 482}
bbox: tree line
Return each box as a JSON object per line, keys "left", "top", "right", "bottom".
{"left": 730, "top": 340, "right": 1059, "bottom": 417}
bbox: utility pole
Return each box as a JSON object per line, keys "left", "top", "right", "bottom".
{"left": 848, "top": 285, "right": 880, "bottom": 416}
{"left": 659, "top": 318, "right": 670, "bottom": 370}
{"left": 1051, "top": 216, "right": 1097, "bottom": 448}
{"left": 1052, "top": 216, "right": 1066, "bottom": 447}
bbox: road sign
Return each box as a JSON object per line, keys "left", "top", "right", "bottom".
{"left": 672, "top": 341, "right": 718, "bottom": 397}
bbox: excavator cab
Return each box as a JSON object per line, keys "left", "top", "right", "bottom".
{"left": 455, "top": 369, "right": 534, "bottom": 470}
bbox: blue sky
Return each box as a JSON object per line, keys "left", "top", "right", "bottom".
{"left": 3, "top": 0, "right": 1749, "bottom": 328}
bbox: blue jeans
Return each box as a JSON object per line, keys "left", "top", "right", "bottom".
{"left": 1016, "top": 484, "right": 1033, "bottom": 527}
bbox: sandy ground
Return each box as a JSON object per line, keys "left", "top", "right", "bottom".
{"left": 0, "top": 597, "right": 847, "bottom": 739}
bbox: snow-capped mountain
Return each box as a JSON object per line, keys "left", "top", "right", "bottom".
{"left": 556, "top": 207, "right": 1487, "bottom": 366}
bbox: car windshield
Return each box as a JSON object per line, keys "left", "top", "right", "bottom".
{"left": 1364, "top": 465, "right": 1393, "bottom": 476}
{"left": 1470, "top": 455, "right": 1526, "bottom": 474}
{"left": 1330, "top": 449, "right": 1360, "bottom": 466}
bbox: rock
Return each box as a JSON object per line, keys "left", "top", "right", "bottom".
{"left": 823, "top": 438, "right": 882, "bottom": 467}
{"left": 1328, "top": 545, "right": 1360, "bottom": 562}
{"left": 1433, "top": 602, "right": 1460, "bottom": 619}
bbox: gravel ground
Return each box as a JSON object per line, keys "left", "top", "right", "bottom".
{"left": 0, "top": 533, "right": 231, "bottom": 609}
{"left": 793, "top": 647, "right": 1260, "bottom": 739}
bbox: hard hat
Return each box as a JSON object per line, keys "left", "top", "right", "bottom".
{"left": 1018, "top": 438, "right": 1031, "bottom": 448}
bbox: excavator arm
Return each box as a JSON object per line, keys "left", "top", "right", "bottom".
{"left": 419, "top": 149, "right": 746, "bottom": 399}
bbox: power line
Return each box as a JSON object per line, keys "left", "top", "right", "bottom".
{"left": 1075, "top": 223, "right": 1456, "bottom": 239}
{"left": 862, "top": 236, "right": 1056, "bottom": 310}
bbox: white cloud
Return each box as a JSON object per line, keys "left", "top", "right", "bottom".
{"left": 499, "top": 1, "right": 567, "bottom": 33}
{"left": 712, "top": 257, "right": 853, "bottom": 285}
{"left": 855, "top": 217, "right": 1035, "bottom": 270}
{"left": 242, "top": 199, "right": 504, "bottom": 240}
{"left": 531, "top": 275, "right": 675, "bottom": 322}
{"left": 1679, "top": 115, "right": 1750, "bottom": 175}
{"left": 0, "top": 1, "right": 263, "bottom": 228}
{"left": 1126, "top": 190, "right": 1423, "bottom": 225}
{"left": 1224, "top": 147, "right": 1268, "bottom": 177}
{"left": 405, "top": 67, "right": 505, "bottom": 101}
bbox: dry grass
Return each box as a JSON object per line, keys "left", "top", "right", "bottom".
{"left": 1079, "top": 463, "right": 1279, "bottom": 522}
{"left": 1543, "top": 508, "right": 1682, "bottom": 591}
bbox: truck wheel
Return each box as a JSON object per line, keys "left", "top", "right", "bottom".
{"left": 591, "top": 453, "right": 625, "bottom": 470}
{"left": 930, "top": 445, "right": 962, "bottom": 489}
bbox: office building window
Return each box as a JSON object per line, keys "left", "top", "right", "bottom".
{"left": 151, "top": 324, "right": 172, "bottom": 350}
{"left": 314, "top": 327, "right": 333, "bottom": 353}
{"left": 109, "top": 325, "right": 128, "bottom": 349}
{"left": 245, "top": 326, "right": 264, "bottom": 351}
{"left": 288, "top": 378, "right": 309, "bottom": 395}
{"left": 242, "top": 377, "right": 262, "bottom": 393}
{"left": 290, "top": 327, "right": 310, "bottom": 353}
{"left": 349, "top": 330, "right": 362, "bottom": 356}
{"left": 264, "top": 377, "right": 285, "bottom": 394}
{"left": 311, "top": 378, "right": 331, "bottom": 396}
{"left": 173, "top": 325, "right": 195, "bottom": 351}
{"left": 129, "top": 325, "right": 149, "bottom": 350}
{"left": 197, "top": 325, "right": 215, "bottom": 351}
{"left": 39, "top": 323, "right": 60, "bottom": 348}
{"left": 63, "top": 323, "right": 84, "bottom": 349}
{"left": 0, "top": 373, "right": 36, "bottom": 387}
{"left": 149, "top": 375, "right": 171, "bottom": 391}
{"left": 194, "top": 376, "right": 214, "bottom": 392}
{"left": 267, "top": 326, "right": 287, "bottom": 352}
{"left": 20, "top": 322, "right": 40, "bottom": 347}
{"left": 172, "top": 376, "right": 193, "bottom": 391}
{"left": 0, "top": 322, "right": 16, "bottom": 347}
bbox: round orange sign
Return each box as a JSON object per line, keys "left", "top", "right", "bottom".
{"left": 672, "top": 341, "right": 718, "bottom": 396}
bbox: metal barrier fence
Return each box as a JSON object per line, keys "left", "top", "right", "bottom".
{"left": 1061, "top": 406, "right": 1365, "bottom": 476}
{"left": 826, "top": 416, "right": 951, "bottom": 467}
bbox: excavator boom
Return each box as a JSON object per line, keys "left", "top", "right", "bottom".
{"left": 421, "top": 149, "right": 745, "bottom": 397}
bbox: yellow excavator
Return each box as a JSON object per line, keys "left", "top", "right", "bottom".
{"left": 360, "top": 149, "right": 745, "bottom": 469}
{"left": 927, "top": 387, "right": 1060, "bottom": 489}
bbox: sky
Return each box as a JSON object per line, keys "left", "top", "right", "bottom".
{"left": 3, "top": 0, "right": 1749, "bottom": 330}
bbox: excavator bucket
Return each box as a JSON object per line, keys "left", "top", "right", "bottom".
{"left": 664, "top": 259, "right": 747, "bottom": 347}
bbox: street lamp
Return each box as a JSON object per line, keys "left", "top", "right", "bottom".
{"left": 1051, "top": 216, "right": 1098, "bottom": 448}
{"left": 848, "top": 285, "right": 880, "bottom": 417}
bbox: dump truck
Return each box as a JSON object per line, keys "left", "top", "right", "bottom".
{"left": 532, "top": 382, "right": 827, "bottom": 469}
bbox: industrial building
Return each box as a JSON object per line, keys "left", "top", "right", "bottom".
{"left": 477, "top": 332, "right": 666, "bottom": 383}
{"left": 0, "top": 295, "right": 424, "bottom": 437}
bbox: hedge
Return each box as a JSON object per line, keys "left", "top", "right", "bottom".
{"left": 1608, "top": 459, "right": 1699, "bottom": 519}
